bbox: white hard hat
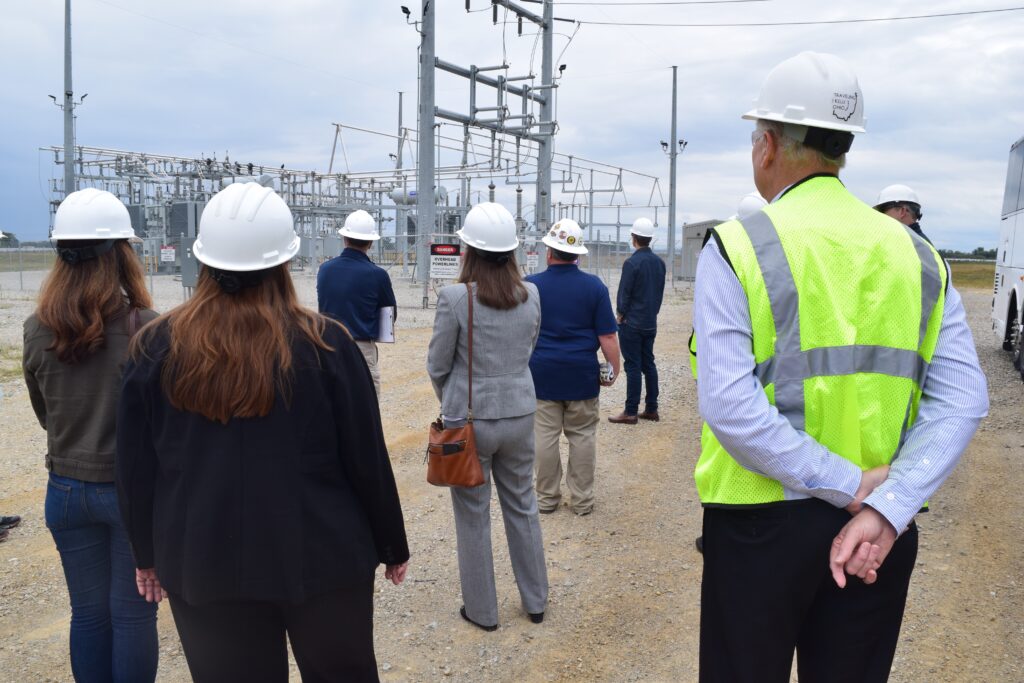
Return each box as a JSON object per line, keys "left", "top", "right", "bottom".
{"left": 630, "top": 217, "right": 655, "bottom": 239}
{"left": 543, "top": 218, "right": 588, "bottom": 255}
{"left": 743, "top": 52, "right": 865, "bottom": 134}
{"left": 338, "top": 209, "right": 380, "bottom": 241}
{"left": 194, "top": 182, "right": 300, "bottom": 272}
{"left": 457, "top": 202, "right": 519, "bottom": 252}
{"left": 52, "top": 188, "right": 135, "bottom": 241}
{"left": 736, "top": 192, "right": 768, "bottom": 220}
{"left": 874, "top": 184, "right": 920, "bottom": 210}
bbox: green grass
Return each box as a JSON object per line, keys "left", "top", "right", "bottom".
{"left": 948, "top": 261, "right": 995, "bottom": 290}
{"left": 0, "top": 343, "right": 23, "bottom": 382}
{"left": 0, "top": 251, "right": 55, "bottom": 273}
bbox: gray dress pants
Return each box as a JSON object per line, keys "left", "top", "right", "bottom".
{"left": 449, "top": 414, "right": 549, "bottom": 626}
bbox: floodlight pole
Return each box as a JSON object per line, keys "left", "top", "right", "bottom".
{"left": 63, "top": 0, "right": 76, "bottom": 196}
{"left": 668, "top": 65, "right": 678, "bottom": 284}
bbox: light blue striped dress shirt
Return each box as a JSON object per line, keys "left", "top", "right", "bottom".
{"left": 694, "top": 239, "right": 988, "bottom": 532}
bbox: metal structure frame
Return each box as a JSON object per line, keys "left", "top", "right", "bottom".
{"left": 44, "top": 0, "right": 672, "bottom": 298}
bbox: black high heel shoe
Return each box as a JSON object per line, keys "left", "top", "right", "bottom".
{"left": 460, "top": 606, "right": 498, "bottom": 632}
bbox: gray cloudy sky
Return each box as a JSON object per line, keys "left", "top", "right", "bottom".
{"left": 3, "top": 0, "right": 1023, "bottom": 249}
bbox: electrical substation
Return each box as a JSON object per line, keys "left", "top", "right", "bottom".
{"left": 43, "top": 1, "right": 682, "bottom": 306}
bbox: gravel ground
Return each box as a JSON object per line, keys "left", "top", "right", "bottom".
{"left": 0, "top": 268, "right": 1021, "bottom": 682}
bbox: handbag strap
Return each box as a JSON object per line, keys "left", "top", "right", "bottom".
{"left": 465, "top": 282, "right": 474, "bottom": 420}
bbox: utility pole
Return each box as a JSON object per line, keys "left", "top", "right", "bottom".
{"left": 63, "top": 0, "right": 75, "bottom": 196}
{"left": 535, "top": 0, "right": 554, "bottom": 236}
{"left": 396, "top": 91, "right": 405, "bottom": 273}
{"left": 668, "top": 65, "right": 678, "bottom": 284}
{"left": 416, "top": 1, "right": 435, "bottom": 308}
{"left": 396, "top": 91, "right": 404, "bottom": 170}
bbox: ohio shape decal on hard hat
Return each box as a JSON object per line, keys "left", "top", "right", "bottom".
{"left": 832, "top": 91, "right": 858, "bottom": 122}
{"left": 558, "top": 230, "right": 567, "bottom": 240}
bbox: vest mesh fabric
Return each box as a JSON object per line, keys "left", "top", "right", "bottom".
{"left": 694, "top": 176, "right": 946, "bottom": 505}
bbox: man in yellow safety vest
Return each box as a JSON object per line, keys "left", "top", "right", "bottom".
{"left": 691, "top": 52, "right": 987, "bottom": 682}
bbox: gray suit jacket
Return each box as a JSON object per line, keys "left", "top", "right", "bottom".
{"left": 427, "top": 282, "right": 541, "bottom": 420}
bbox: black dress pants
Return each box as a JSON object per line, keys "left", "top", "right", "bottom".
{"left": 699, "top": 499, "right": 918, "bottom": 683}
{"left": 169, "top": 576, "right": 379, "bottom": 683}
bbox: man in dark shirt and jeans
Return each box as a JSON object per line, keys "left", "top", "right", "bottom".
{"left": 317, "top": 210, "right": 397, "bottom": 397}
{"left": 609, "top": 217, "right": 666, "bottom": 425}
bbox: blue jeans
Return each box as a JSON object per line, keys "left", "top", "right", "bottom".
{"left": 45, "top": 473, "right": 159, "bottom": 683}
{"left": 619, "top": 324, "right": 659, "bottom": 415}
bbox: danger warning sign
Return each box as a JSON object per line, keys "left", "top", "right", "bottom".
{"left": 430, "top": 243, "right": 461, "bottom": 279}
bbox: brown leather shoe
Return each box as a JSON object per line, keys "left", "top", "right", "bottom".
{"left": 608, "top": 412, "right": 638, "bottom": 425}
{"left": 638, "top": 411, "right": 660, "bottom": 422}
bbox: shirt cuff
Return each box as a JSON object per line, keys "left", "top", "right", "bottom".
{"left": 863, "top": 482, "right": 918, "bottom": 533}
{"left": 807, "top": 453, "right": 861, "bottom": 508}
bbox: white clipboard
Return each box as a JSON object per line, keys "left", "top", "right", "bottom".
{"left": 377, "top": 306, "right": 396, "bottom": 343}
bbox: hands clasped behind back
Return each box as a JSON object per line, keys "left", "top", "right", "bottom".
{"left": 830, "top": 464, "right": 900, "bottom": 588}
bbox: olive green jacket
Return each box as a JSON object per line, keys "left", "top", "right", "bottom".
{"left": 23, "top": 308, "right": 158, "bottom": 483}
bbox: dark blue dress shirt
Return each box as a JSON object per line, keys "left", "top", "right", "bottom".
{"left": 616, "top": 247, "right": 666, "bottom": 330}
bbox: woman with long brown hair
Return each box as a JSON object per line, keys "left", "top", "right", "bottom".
{"left": 116, "top": 182, "right": 409, "bottom": 682}
{"left": 427, "top": 202, "right": 549, "bottom": 631}
{"left": 22, "top": 188, "right": 160, "bottom": 681}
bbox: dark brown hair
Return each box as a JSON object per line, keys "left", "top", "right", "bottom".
{"left": 344, "top": 237, "right": 372, "bottom": 249}
{"left": 550, "top": 247, "right": 578, "bottom": 263}
{"left": 457, "top": 246, "right": 528, "bottom": 310}
{"left": 633, "top": 235, "right": 653, "bottom": 248}
{"left": 133, "top": 264, "right": 341, "bottom": 424}
{"left": 36, "top": 240, "right": 152, "bottom": 364}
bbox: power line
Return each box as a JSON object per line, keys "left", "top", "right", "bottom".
{"left": 556, "top": 0, "right": 769, "bottom": 4}
{"left": 575, "top": 6, "right": 1024, "bottom": 27}
{"left": 554, "top": 22, "right": 582, "bottom": 67}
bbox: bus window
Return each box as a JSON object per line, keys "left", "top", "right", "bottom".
{"left": 1003, "top": 141, "right": 1024, "bottom": 217}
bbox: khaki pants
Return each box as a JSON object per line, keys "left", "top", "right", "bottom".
{"left": 354, "top": 340, "right": 381, "bottom": 398}
{"left": 534, "top": 398, "right": 599, "bottom": 514}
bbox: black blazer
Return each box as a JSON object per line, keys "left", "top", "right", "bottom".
{"left": 116, "top": 321, "right": 409, "bottom": 606}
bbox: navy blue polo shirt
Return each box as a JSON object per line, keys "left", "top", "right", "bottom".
{"left": 317, "top": 248, "right": 397, "bottom": 341}
{"left": 526, "top": 264, "right": 618, "bottom": 401}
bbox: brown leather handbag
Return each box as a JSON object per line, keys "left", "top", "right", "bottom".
{"left": 426, "top": 283, "right": 485, "bottom": 488}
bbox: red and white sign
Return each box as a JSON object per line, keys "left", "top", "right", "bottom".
{"left": 430, "top": 243, "right": 461, "bottom": 279}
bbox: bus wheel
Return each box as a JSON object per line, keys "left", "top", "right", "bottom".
{"left": 1014, "top": 317, "right": 1024, "bottom": 373}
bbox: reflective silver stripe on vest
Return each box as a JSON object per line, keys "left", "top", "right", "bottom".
{"left": 737, "top": 213, "right": 943, "bottom": 436}
{"left": 740, "top": 211, "right": 806, "bottom": 430}
{"left": 897, "top": 227, "right": 944, "bottom": 448}
{"left": 907, "top": 227, "right": 943, "bottom": 347}
{"left": 755, "top": 345, "right": 928, "bottom": 387}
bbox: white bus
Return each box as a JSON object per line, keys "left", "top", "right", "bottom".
{"left": 993, "top": 134, "right": 1024, "bottom": 374}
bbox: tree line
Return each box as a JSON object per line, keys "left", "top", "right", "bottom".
{"left": 937, "top": 247, "right": 997, "bottom": 260}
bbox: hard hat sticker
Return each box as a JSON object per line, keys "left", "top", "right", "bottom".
{"left": 566, "top": 236, "right": 576, "bottom": 245}
{"left": 832, "top": 91, "right": 858, "bottom": 122}
{"left": 558, "top": 231, "right": 567, "bottom": 240}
